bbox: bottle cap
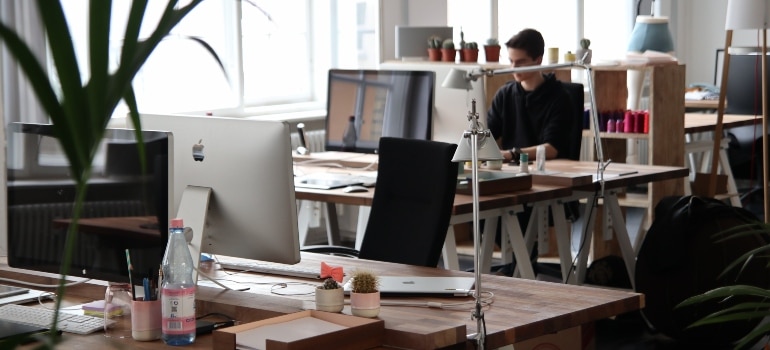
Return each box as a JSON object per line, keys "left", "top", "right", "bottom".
{"left": 170, "top": 218, "right": 184, "bottom": 228}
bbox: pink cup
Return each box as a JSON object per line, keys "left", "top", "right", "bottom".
{"left": 131, "top": 299, "right": 161, "bottom": 341}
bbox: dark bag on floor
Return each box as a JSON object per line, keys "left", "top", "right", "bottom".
{"left": 635, "top": 195, "right": 770, "bottom": 346}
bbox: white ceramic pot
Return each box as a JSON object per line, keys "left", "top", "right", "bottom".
{"left": 315, "top": 288, "right": 344, "bottom": 313}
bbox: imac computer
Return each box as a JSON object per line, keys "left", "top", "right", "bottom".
{"left": 5, "top": 123, "right": 171, "bottom": 283}
{"left": 325, "top": 69, "right": 435, "bottom": 153}
{"left": 139, "top": 114, "right": 300, "bottom": 278}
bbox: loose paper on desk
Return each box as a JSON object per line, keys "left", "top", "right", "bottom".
{"left": 236, "top": 317, "right": 346, "bottom": 350}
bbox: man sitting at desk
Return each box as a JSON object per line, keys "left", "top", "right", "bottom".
{"left": 485, "top": 28, "right": 576, "bottom": 276}
{"left": 487, "top": 28, "right": 573, "bottom": 163}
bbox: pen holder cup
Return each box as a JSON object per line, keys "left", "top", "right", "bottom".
{"left": 131, "top": 299, "right": 161, "bottom": 341}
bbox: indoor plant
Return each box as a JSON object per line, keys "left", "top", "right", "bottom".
{"left": 576, "top": 38, "right": 592, "bottom": 64}
{"left": 441, "top": 38, "right": 456, "bottom": 62}
{"left": 0, "top": 0, "right": 222, "bottom": 346}
{"left": 484, "top": 37, "right": 501, "bottom": 62}
{"left": 349, "top": 270, "right": 380, "bottom": 318}
{"left": 677, "top": 219, "right": 770, "bottom": 349}
{"left": 462, "top": 41, "right": 479, "bottom": 63}
{"left": 315, "top": 277, "right": 344, "bottom": 313}
{"left": 427, "top": 35, "right": 442, "bottom": 61}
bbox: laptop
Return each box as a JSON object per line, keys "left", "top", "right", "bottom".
{"left": 294, "top": 173, "right": 376, "bottom": 190}
{"left": 343, "top": 276, "right": 475, "bottom": 297}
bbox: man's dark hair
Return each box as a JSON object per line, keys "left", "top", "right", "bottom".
{"left": 505, "top": 28, "right": 545, "bottom": 60}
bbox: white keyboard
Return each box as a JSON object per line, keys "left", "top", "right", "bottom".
{"left": 218, "top": 261, "right": 321, "bottom": 279}
{"left": 0, "top": 304, "right": 108, "bottom": 335}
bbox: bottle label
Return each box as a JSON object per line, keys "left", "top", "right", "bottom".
{"left": 161, "top": 286, "right": 196, "bottom": 334}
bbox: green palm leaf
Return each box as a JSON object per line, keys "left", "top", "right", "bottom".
{"left": 0, "top": 0, "right": 225, "bottom": 346}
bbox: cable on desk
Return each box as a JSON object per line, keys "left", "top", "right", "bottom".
{"left": 195, "top": 264, "right": 250, "bottom": 292}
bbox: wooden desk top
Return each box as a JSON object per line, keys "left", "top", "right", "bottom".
{"left": 294, "top": 177, "right": 573, "bottom": 215}
{"left": 526, "top": 160, "right": 689, "bottom": 192}
{"left": 684, "top": 99, "right": 720, "bottom": 110}
{"left": 2, "top": 253, "right": 643, "bottom": 350}
{"left": 684, "top": 112, "right": 760, "bottom": 134}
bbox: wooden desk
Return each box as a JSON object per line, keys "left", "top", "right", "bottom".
{"left": 2, "top": 253, "right": 643, "bottom": 349}
{"left": 293, "top": 174, "right": 573, "bottom": 278}
{"left": 684, "top": 112, "right": 760, "bottom": 134}
{"left": 525, "top": 160, "right": 689, "bottom": 287}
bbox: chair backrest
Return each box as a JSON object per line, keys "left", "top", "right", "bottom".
{"left": 561, "top": 82, "right": 585, "bottom": 161}
{"left": 357, "top": 137, "right": 459, "bottom": 267}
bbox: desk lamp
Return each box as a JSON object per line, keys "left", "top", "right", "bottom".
{"left": 710, "top": 0, "right": 770, "bottom": 222}
{"left": 442, "top": 62, "right": 608, "bottom": 349}
{"left": 626, "top": 0, "right": 675, "bottom": 163}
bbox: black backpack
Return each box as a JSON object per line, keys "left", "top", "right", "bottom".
{"left": 635, "top": 195, "right": 770, "bottom": 346}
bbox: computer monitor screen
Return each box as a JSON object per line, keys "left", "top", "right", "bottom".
{"left": 139, "top": 114, "right": 300, "bottom": 265}
{"left": 325, "top": 69, "right": 435, "bottom": 154}
{"left": 724, "top": 48, "right": 770, "bottom": 115}
{"left": 6, "top": 123, "right": 170, "bottom": 283}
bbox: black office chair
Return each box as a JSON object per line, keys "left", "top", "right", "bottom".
{"left": 562, "top": 82, "right": 585, "bottom": 161}
{"left": 302, "top": 137, "right": 459, "bottom": 267}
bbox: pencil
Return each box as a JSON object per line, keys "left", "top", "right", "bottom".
{"left": 125, "top": 249, "right": 136, "bottom": 301}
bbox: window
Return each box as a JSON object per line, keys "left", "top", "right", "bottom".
{"left": 448, "top": 0, "right": 633, "bottom": 65}
{"left": 58, "top": 0, "right": 378, "bottom": 119}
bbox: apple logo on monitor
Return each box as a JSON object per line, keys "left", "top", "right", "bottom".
{"left": 192, "top": 139, "right": 205, "bottom": 161}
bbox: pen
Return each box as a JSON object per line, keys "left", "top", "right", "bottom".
{"left": 125, "top": 249, "right": 136, "bottom": 301}
{"left": 143, "top": 277, "right": 151, "bottom": 301}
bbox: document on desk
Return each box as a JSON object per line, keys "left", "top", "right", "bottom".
{"left": 236, "top": 317, "right": 345, "bottom": 350}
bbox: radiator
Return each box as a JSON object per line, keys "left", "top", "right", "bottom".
{"left": 290, "top": 130, "right": 326, "bottom": 153}
{"left": 8, "top": 200, "right": 145, "bottom": 267}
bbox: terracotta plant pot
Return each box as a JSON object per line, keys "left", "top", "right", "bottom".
{"left": 462, "top": 49, "right": 479, "bottom": 63}
{"left": 315, "top": 288, "right": 344, "bottom": 313}
{"left": 350, "top": 291, "right": 380, "bottom": 318}
{"left": 440, "top": 49, "right": 456, "bottom": 62}
{"left": 427, "top": 48, "right": 441, "bottom": 62}
{"left": 484, "top": 45, "right": 501, "bottom": 62}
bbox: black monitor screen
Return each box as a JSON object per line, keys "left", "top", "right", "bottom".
{"left": 324, "top": 69, "right": 434, "bottom": 153}
{"left": 6, "top": 123, "right": 170, "bottom": 283}
{"left": 725, "top": 49, "right": 770, "bottom": 115}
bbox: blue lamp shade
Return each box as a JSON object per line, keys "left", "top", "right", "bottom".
{"left": 627, "top": 16, "right": 674, "bottom": 53}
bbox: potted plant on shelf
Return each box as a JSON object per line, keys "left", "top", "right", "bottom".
{"left": 576, "top": 38, "right": 592, "bottom": 64}
{"left": 427, "top": 36, "right": 442, "bottom": 61}
{"left": 441, "top": 38, "right": 456, "bottom": 63}
{"left": 315, "top": 277, "right": 344, "bottom": 313}
{"left": 349, "top": 270, "right": 380, "bottom": 318}
{"left": 462, "top": 42, "right": 479, "bottom": 63}
{"left": 0, "top": 1, "right": 222, "bottom": 346}
{"left": 484, "top": 37, "right": 501, "bottom": 62}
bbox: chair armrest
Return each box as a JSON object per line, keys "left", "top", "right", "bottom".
{"left": 301, "top": 245, "right": 360, "bottom": 259}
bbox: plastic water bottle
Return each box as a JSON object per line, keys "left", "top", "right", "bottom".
{"left": 342, "top": 115, "right": 357, "bottom": 151}
{"left": 161, "top": 218, "right": 196, "bottom": 345}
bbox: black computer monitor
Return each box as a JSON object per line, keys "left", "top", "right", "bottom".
{"left": 324, "top": 69, "right": 435, "bottom": 153}
{"left": 5, "top": 123, "right": 170, "bottom": 283}
{"left": 724, "top": 48, "right": 770, "bottom": 115}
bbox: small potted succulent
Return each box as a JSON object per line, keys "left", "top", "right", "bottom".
{"left": 462, "top": 42, "right": 479, "bottom": 63}
{"left": 576, "top": 38, "right": 592, "bottom": 64}
{"left": 315, "top": 277, "right": 344, "bottom": 313}
{"left": 348, "top": 270, "right": 380, "bottom": 318}
{"left": 441, "top": 38, "right": 456, "bottom": 62}
{"left": 484, "top": 37, "right": 501, "bottom": 62}
{"left": 427, "top": 35, "right": 442, "bottom": 61}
